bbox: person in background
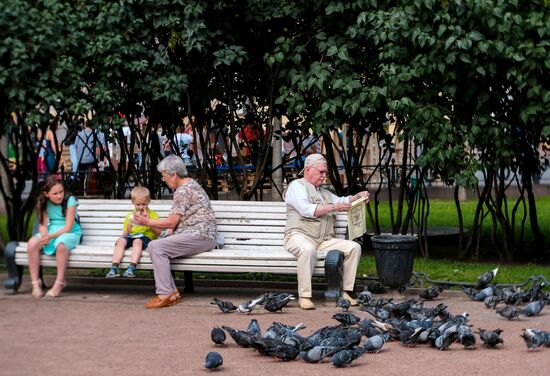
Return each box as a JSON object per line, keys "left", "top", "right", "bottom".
{"left": 63, "top": 118, "right": 83, "bottom": 172}
{"left": 74, "top": 120, "right": 103, "bottom": 174}
{"left": 284, "top": 154, "right": 369, "bottom": 310}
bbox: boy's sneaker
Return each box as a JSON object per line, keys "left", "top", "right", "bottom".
{"left": 123, "top": 266, "right": 136, "bottom": 278}
{"left": 105, "top": 267, "right": 120, "bottom": 278}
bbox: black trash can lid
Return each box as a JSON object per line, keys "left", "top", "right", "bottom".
{"left": 371, "top": 234, "right": 418, "bottom": 243}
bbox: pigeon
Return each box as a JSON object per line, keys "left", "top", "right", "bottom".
{"left": 419, "top": 285, "right": 446, "bottom": 300}
{"left": 501, "top": 287, "right": 525, "bottom": 305}
{"left": 399, "top": 327, "right": 425, "bottom": 347}
{"left": 222, "top": 325, "right": 254, "bottom": 347}
{"left": 496, "top": 305, "right": 521, "bottom": 320}
{"left": 483, "top": 295, "right": 501, "bottom": 310}
{"left": 357, "top": 288, "right": 372, "bottom": 305}
{"left": 525, "top": 280, "right": 546, "bottom": 301}
{"left": 475, "top": 286, "right": 496, "bottom": 301}
{"left": 476, "top": 267, "right": 499, "bottom": 288}
{"left": 319, "top": 328, "right": 362, "bottom": 349}
{"left": 365, "top": 282, "right": 389, "bottom": 294}
{"left": 529, "top": 329, "right": 550, "bottom": 347}
{"left": 520, "top": 328, "right": 545, "bottom": 351}
{"left": 477, "top": 328, "right": 504, "bottom": 348}
{"left": 264, "top": 321, "right": 306, "bottom": 340}
{"left": 247, "top": 319, "right": 261, "bottom": 336}
{"left": 359, "top": 305, "right": 390, "bottom": 320}
{"left": 204, "top": 351, "right": 223, "bottom": 370}
{"left": 435, "top": 325, "right": 459, "bottom": 350}
{"left": 363, "top": 332, "right": 390, "bottom": 353}
{"left": 331, "top": 347, "right": 365, "bottom": 368}
{"left": 299, "top": 345, "right": 341, "bottom": 363}
{"left": 211, "top": 327, "right": 226, "bottom": 346}
{"left": 264, "top": 293, "right": 295, "bottom": 312}
{"left": 332, "top": 312, "right": 361, "bottom": 326}
{"left": 237, "top": 295, "right": 265, "bottom": 314}
{"left": 250, "top": 336, "right": 301, "bottom": 360}
{"left": 521, "top": 300, "right": 546, "bottom": 317}
{"left": 337, "top": 296, "right": 351, "bottom": 311}
{"left": 457, "top": 325, "right": 476, "bottom": 349}
{"left": 210, "top": 298, "right": 238, "bottom": 313}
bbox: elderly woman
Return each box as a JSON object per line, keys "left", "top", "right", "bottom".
{"left": 134, "top": 155, "right": 217, "bottom": 308}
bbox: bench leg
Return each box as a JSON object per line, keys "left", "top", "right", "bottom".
{"left": 184, "top": 271, "right": 194, "bottom": 293}
{"left": 4, "top": 241, "right": 23, "bottom": 294}
{"left": 324, "top": 250, "right": 343, "bottom": 301}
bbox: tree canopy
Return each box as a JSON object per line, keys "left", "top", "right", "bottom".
{"left": 1, "top": 0, "right": 549, "bottom": 260}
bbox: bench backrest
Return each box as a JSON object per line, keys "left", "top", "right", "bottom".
{"left": 76, "top": 199, "right": 349, "bottom": 250}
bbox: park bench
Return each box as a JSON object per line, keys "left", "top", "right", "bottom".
{"left": 4, "top": 199, "right": 349, "bottom": 299}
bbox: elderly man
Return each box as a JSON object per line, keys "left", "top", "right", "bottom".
{"left": 284, "top": 154, "right": 369, "bottom": 310}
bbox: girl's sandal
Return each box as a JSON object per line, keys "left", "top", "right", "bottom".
{"left": 45, "top": 280, "right": 66, "bottom": 298}
{"left": 31, "top": 280, "right": 43, "bottom": 298}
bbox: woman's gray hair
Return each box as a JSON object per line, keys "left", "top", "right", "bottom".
{"left": 157, "top": 155, "right": 188, "bottom": 177}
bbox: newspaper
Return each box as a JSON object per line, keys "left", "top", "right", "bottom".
{"left": 347, "top": 197, "right": 367, "bottom": 240}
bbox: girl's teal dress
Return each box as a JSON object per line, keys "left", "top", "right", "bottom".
{"left": 38, "top": 196, "right": 83, "bottom": 255}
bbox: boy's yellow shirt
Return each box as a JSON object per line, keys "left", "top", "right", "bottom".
{"left": 123, "top": 208, "right": 159, "bottom": 240}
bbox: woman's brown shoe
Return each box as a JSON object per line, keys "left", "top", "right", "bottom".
{"left": 144, "top": 290, "right": 181, "bottom": 309}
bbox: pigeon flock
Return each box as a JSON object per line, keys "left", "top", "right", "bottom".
{"left": 203, "top": 271, "right": 549, "bottom": 370}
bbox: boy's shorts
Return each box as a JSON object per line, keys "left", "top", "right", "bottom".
{"left": 120, "top": 234, "right": 152, "bottom": 250}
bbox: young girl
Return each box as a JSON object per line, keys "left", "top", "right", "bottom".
{"left": 27, "top": 176, "right": 82, "bottom": 298}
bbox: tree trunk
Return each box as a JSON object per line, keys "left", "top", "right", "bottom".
{"left": 271, "top": 116, "right": 283, "bottom": 201}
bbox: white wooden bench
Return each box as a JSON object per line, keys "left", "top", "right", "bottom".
{"left": 4, "top": 199, "right": 350, "bottom": 299}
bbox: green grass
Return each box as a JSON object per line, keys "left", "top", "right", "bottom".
{"left": 358, "top": 255, "right": 550, "bottom": 285}
{"left": 367, "top": 196, "right": 550, "bottom": 250}
{"left": 0, "top": 216, "right": 8, "bottom": 244}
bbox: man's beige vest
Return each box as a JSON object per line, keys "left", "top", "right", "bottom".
{"left": 285, "top": 178, "right": 336, "bottom": 241}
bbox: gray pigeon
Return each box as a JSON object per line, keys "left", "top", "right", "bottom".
{"left": 477, "top": 328, "right": 504, "bottom": 348}
{"left": 222, "top": 325, "right": 254, "bottom": 347}
{"left": 337, "top": 297, "right": 351, "bottom": 312}
{"left": 476, "top": 267, "right": 499, "bottom": 288}
{"left": 360, "top": 305, "right": 390, "bottom": 320}
{"left": 520, "top": 328, "right": 545, "bottom": 351}
{"left": 247, "top": 318, "right": 261, "bottom": 336}
{"left": 357, "top": 289, "right": 372, "bottom": 305}
{"left": 204, "top": 351, "right": 223, "bottom": 370}
{"left": 237, "top": 295, "right": 265, "bottom": 314}
{"left": 435, "top": 325, "right": 459, "bottom": 350}
{"left": 299, "top": 345, "right": 341, "bottom": 363}
{"left": 475, "top": 286, "right": 496, "bottom": 301}
{"left": 331, "top": 347, "right": 365, "bottom": 367}
{"left": 363, "top": 332, "right": 390, "bottom": 353}
{"left": 531, "top": 329, "right": 550, "bottom": 347}
{"left": 521, "top": 300, "right": 546, "bottom": 317}
{"left": 483, "top": 295, "right": 501, "bottom": 310}
{"left": 251, "top": 337, "right": 300, "bottom": 361}
{"left": 496, "top": 305, "right": 521, "bottom": 320}
{"left": 457, "top": 325, "right": 476, "bottom": 349}
{"left": 419, "top": 285, "right": 446, "bottom": 300}
{"left": 210, "top": 297, "right": 238, "bottom": 313}
{"left": 332, "top": 312, "right": 361, "bottom": 326}
{"left": 263, "top": 292, "right": 295, "bottom": 312}
{"left": 211, "top": 327, "right": 226, "bottom": 346}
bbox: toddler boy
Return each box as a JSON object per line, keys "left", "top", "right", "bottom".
{"left": 105, "top": 186, "right": 160, "bottom": 278}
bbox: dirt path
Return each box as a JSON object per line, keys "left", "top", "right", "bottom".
{"left": 1, "top": 279, "right": 549, "bottom": 376}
